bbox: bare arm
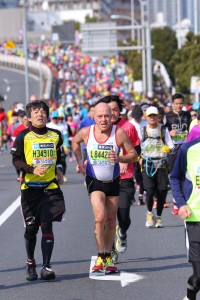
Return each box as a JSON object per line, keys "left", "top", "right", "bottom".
{"left": 72, "top": 127, "right": 90, "bottom": 176}
{"left": 107, "top": 128, "right": 138, "bottom": 164}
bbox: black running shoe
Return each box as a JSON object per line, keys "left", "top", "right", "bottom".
{"left": 26, "top": 260, "right": 38, "bottom": 281}
{"left": 40, "top": 265, "right": 56, "bottom": 280}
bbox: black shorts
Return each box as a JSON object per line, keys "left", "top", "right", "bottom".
{"left": 142, "top": 167, "right": 169, "bottom": 191}
{"left": 119, "top": 178, "right": 135, "bottom": 209}
{"left": 186, "top": 222, "right": 200, "bottom": 262}
{"left": 21, "top": 187, "right": 65, "bottom": 226}
{"left": 85, "top": 175, "right": 120, "bottom": 197}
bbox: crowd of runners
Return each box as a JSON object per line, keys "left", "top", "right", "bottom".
{"left": 1, "top": 43, "right": 200, "bottom": 300}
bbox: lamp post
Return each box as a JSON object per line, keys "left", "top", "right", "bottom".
{"left": 110, "top": 12, "right": 147, "bottom": 96}
{"left": 23, "top": 0, "right": 29, "bottom": 104}
{"left": 194, "top": 0, "right": 198, "bottom": 35}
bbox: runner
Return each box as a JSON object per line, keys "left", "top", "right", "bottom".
{"left": 170, "top": 136, "right": 200, "bottom": 300}
{"left": 11, "top": 100, "right": 65, "bottom": 281}
{"left": 47, "top": 110, "right": 69, "bottom": 183}
{"left": 72, "top": 102, "right": 137, "bottom": 274}
{"left": 140, "top": 106, "right": 174, "bottom": 228}
{"left": 98, "top": 95, "right": 140, "bottom": 263}
{"left": 165, "top": 93, "right": 191, "bottom": 215}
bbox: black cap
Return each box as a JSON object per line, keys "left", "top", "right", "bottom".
{"left": 132, "top": 105, "right": 143, "bottom": 119}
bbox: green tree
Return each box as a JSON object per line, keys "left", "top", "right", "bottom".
{"left": 151, "top": 27, "right": 177, "bottom": 83}
{"left": 118, "top": 38, "right": 142, "bottom": 81}
{"left": 85, "top": 15, "right": 99, "bottom": 23}
{"left": 170, "top": 33, "right": 200, "bottom": 93}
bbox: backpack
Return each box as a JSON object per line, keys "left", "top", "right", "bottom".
{"left": 141, "top": 125, "right": 166, "bottom": 144}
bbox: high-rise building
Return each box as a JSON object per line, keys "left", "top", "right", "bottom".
{"left": 0, "top": 0, "right": 18, "bottom": 8}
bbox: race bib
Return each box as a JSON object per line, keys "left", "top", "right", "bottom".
{"left": 90, "top": 144, "right": 113, "bottom": 165}
{"left": 32, "top": 142, "right": 56, "bottom": 165}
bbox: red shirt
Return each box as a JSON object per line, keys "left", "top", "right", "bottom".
{"left": 12, "top": 124, "right": 26, "bottom": 138}
{"left": 117, "top": 118, "right": 140, "bottom": 179}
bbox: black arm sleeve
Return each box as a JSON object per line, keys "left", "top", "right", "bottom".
{"left": 56, "top": 130, "right": 63, "bottom": 165}
{"left": 134, "top": 144, "right": 141, "bottom": 156}
{"left": 12, "top": 155, "right": 35, "bottom": 173}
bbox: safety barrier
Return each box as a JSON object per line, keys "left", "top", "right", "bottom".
{"left": 0, "top": 54, "right": 53, "bottom": 99}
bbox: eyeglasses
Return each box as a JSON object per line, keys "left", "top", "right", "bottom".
{"left": 191, "top": 114, "right": 197, "bottom": 117}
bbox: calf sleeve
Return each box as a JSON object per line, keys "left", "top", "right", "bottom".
{"left": 41, "top": 222, "right": 54, "bottom": 266}
{"left": 24, "top": 225, "right": 39, "bottom": 260}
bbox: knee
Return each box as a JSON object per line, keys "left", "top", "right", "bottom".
{"left": 94, "top": 212, "right": 105, "bottom": 225}
{"left": 24, "top": 225, "right": 39, "bottom": 240}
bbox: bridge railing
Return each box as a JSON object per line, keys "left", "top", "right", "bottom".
{"left": 0, "top": 54, "right": 53, "bottom": 99}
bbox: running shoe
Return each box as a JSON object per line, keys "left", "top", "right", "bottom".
{"left": 26, "top": 259, "right": 38, "bottom": 281}
{"left": 91, "top": 256, "right": 105, "bottom": 274}
{"left": 138, "top": 196, "right": 145, "bottom": 206}
{"left": 172, "top": 204, "right": 179, "bottom": 215}
{"left": 115, "top": 225, "right": 127, "bottom": 254}
{"left": 155, "top": 217, "right": 163, "bottom": 228}
{"left": 41, "top": 265, "right": 56, "bottom": 280}
{"left": 111, "top": 249, "right": 118, "bottom": 264}
{"left": 104, "top": 256, "right": 118, "bottom": 274}
{"left": 183, "top": 297, "right": 188, "bottom": 300}
{"left": 164, "top": 201, "right": 169, "bottom": 208}
{"left": 145, "top": 213, "right": 154, "bottom": 228}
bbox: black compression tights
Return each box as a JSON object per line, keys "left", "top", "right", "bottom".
{"left": 145, "top": 187, "right": 167, "bottom": 216}
{"left": 117, "top": 208, "right": 131, "bottom": 235}
{"left": 41, "top": 222, "right": 54, "bottom": 267}
{"left": 187, "top": 262, "right": 200, "bottom": 300}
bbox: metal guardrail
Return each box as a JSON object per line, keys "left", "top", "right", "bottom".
{"left": 0, "top": 54, "right": 53, "bottom": 99}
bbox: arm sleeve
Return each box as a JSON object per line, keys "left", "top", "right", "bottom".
{"left": 56, "top": 131, "right": 63, "bottom": 165}
{"left": 170, "top": 145, "right": 187, "bottom": 208}
{"left": 11, "top": 132, "right": 35, "bottom": 174}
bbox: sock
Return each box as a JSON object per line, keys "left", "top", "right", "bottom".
{"left": 105, "top": 252, "right": 111, "bottom": 257}
{"left": 98, "top": 253, "right": 104, "bottom": 259}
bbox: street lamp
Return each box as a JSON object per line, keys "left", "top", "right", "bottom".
{"left": 23, "top": 0, "right": 29, "bottom": 104}
{"left": 110, "top": 12, "right": 147, "bottom": 96}
{"left": 110, "top": 14, "right": 139, "bottom": 42}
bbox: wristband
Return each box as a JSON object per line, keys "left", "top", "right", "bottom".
{"left": 56, "top": 164, "right": 63, "bottom": 171}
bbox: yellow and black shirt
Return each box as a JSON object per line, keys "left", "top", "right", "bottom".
{"left": 11, "top": 125, "right": 63, "bottom": 190}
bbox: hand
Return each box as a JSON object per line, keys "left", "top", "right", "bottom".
{"left": 107, "top": 150, "right": 118, "bottom": 163}
{"left": 178, "top": 205, "right": 191, "bottom": 220}
{"left": 33, "top": 165, "right": 47, "bottom": 177}
{"left": 170, "top": 129, "right": 177, "bottom": 137}
{"left": 56, "top": 169, "right": 64, "bottom": 185}
{"left": 120, "top": 163, "right": 128, "bottom": 175}
{"left": 76, "top": 160, "right": 87, "bottom": 176}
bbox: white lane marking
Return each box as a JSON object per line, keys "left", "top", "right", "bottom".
{"left": 0, "top": 196, "right": 21, "bottom": 226}
{"left": 89, "top": 256, "right": 144, "bottom": 287}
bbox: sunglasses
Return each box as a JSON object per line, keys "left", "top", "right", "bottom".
{"left": 191, "top": 114, "right": 197, "bottom": 117}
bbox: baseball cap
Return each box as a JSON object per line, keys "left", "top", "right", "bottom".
{"left": 51, "top": 111, "right": 59, "bottom": 118}
{"left": 132, "top": 105, "right": 143, "bottom": 119}
{"left": 140, "top": 103, "right": 150, "bottom": 111}
{"left": 146, "top": 106, "right": 159, "bottom": 116}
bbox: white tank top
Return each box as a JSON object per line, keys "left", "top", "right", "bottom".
{"left": 86, "top": 124, "right": 120, "bottom": 181}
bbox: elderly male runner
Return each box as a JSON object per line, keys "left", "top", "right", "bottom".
{"left": 72, "top": 102, "right": 137, "bottom": 274}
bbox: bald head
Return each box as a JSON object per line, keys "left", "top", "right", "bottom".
{"left": 94, "top": 102, "right": 111, "bottom": 117}
{"left": 94, "top": 102, "right": 112, "bottom": 132}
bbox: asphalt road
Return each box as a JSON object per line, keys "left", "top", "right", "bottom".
{"left": 0, "top": 66, "right": 40, "bottom": 111}
{"left": 0, "top": 150, "right": 196, "bottom": 300}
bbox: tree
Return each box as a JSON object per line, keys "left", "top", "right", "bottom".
{"left": 118, "top": 38, "right": 142, "bottom": 81}
{"left": 85, "top": 15, "right": 99, "bottom": 23}
{"left": 151, "top": 27, "right": 177, "bottom": 84}
{"left": 170, "top": 33, "right": 200, "bottom": 93}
